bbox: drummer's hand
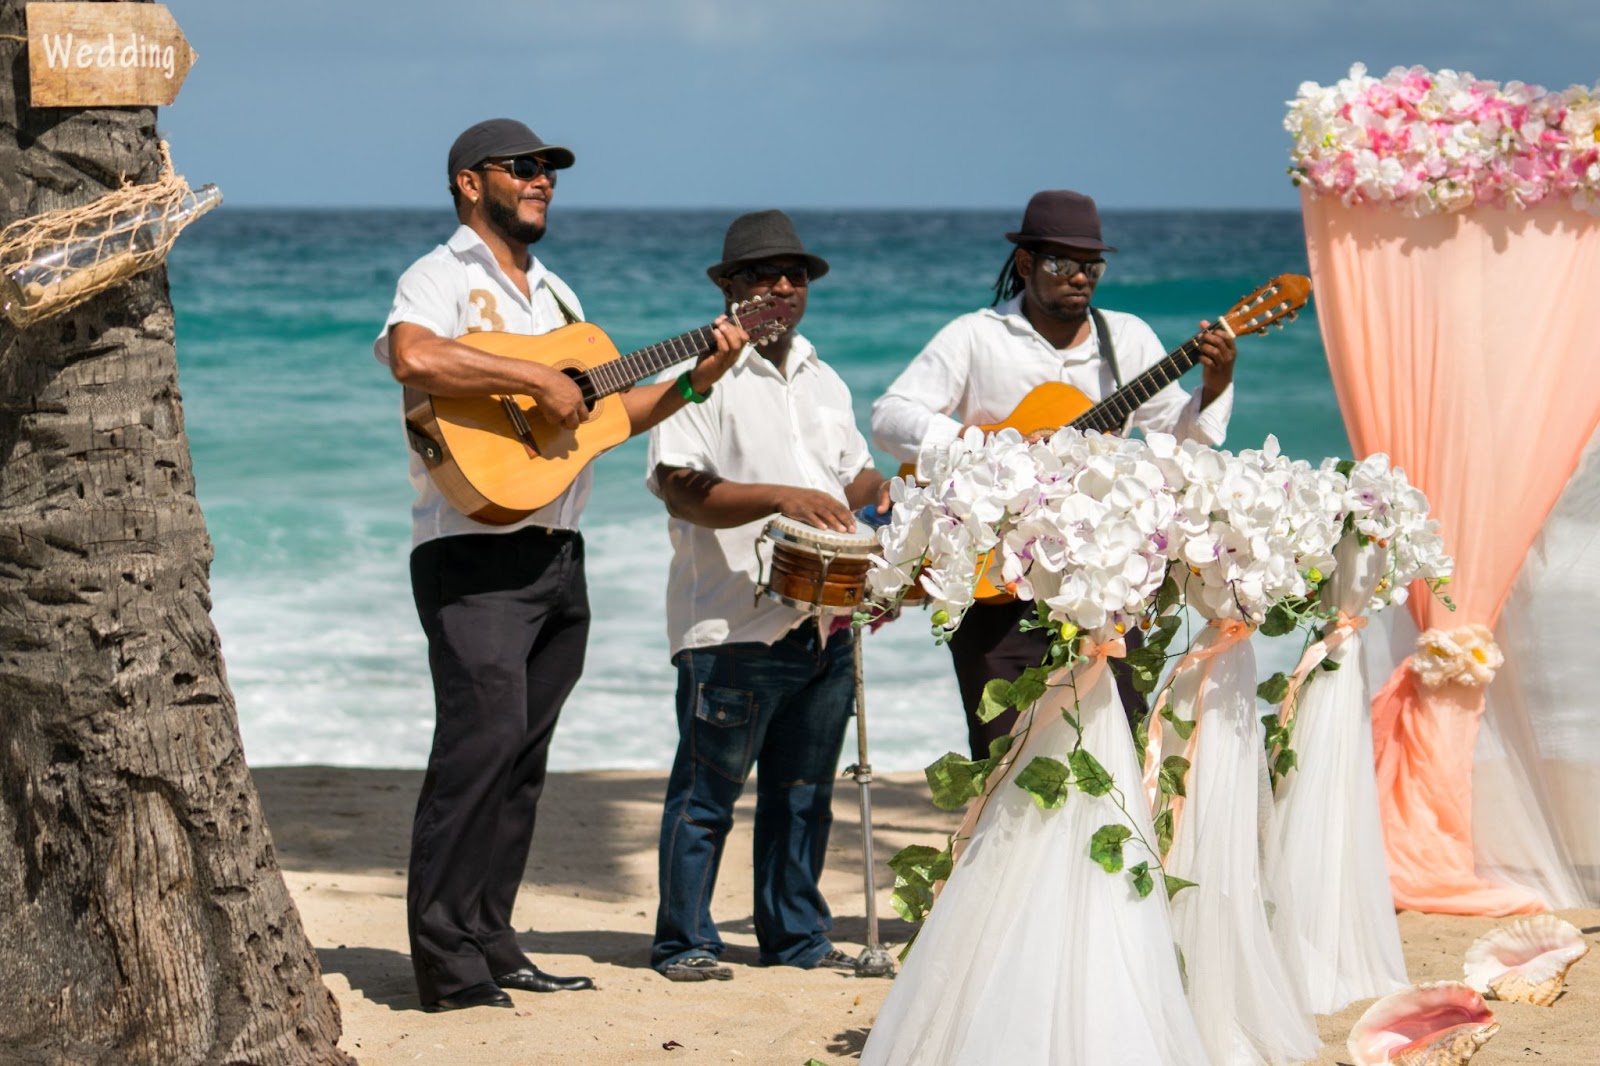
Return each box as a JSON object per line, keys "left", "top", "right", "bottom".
{"left": 774, "top": 487, "right": 856, "bottom": 533}
{"left": 874, "top": 479, "right": 893, "bottom": 515}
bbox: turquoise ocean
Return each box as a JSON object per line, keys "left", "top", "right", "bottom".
{"left": 168, "top": 208, "right": 1349, "bottom": 772}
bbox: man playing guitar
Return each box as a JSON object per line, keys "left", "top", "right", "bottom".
{"left": 374, "top": 118, "right": 747, "bottom": 1013}
{"left": 870, "top": 189, "right": 1237, "bottom": 760}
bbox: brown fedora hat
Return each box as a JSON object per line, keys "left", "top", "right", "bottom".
{"left": 706, "top": 209, "right": 830, "bottom": 282}
{"left": 1004, "top": 190, "right": 1117, "bottom": 252}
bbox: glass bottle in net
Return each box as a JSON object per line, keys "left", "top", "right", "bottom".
{"left": 1, "top": 183, "right": 222, "bottom": 328}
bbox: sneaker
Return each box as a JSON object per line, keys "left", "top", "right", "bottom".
{"left": 813, "top": 948, "right": 855, "bottom": 971}
{"left": 659, "top": 956, "right": 733, "bottom": 982}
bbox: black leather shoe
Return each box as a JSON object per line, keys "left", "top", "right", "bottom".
{"left": 424, "top": 982, "right": 513, "bottom": 1012}
{"left": 494, "top": 965, "right": 596, "bottom": 993}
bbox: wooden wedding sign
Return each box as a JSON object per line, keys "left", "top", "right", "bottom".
{"left": 25, "top": 3, "right": 196, "bottom": 107}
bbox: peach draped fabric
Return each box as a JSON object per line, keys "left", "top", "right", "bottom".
{"left": 1301, "top": 191, "right": 1600, "bottom": 915}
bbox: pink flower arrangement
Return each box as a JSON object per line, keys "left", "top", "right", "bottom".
{"left": 1287, "top": 63, "right": 1600, "bottom": 215}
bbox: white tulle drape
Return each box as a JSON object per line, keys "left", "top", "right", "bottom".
{"left": 859, "top": 662, "right": 1208, "bottom": 1066}
{"left": 1359, "top": 428, "right": 1600, "bottom": 911}
{"left": 1160, "top": 620, "right": 1320, "bottom": 1066}
{"left": 1474, "top": 425, "right": 1600, "bottom": 907}
{"left": 1267, "top": 536, "right": 1408, "bottom": 1014}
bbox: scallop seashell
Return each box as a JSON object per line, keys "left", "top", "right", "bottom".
{"left": 1347, "top": 981, "right": 1499, "bottom": 1066}
{"left": 1463, "top": 913, "right": 1590, "bottom": 1006}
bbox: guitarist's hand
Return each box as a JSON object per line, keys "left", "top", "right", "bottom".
{"left": 525, "top": 365, "right": 590, "bottom": 430}
{"left": 687, "top": 315, "right": 750, "bottom": 394}
{"left": 774, "top": 487, "right": 857, "bottom": 533}
{"left": 1195, "top": 320, "right": 1237, "bottom": 407}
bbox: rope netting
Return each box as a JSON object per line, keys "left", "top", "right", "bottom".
{"left": 0, "top": 142, "right": 209, "bottom": 328}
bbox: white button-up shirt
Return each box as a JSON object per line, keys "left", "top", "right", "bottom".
{"left": 647, "top": 334, "right": 873, "bottom": 656}
{"left": 373, "top": 225, "right": 589, "bottom": 548}
{"left": 871, "top": 295, "right": 1232, "bottom": 476}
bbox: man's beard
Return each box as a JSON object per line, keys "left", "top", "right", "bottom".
{"left": 486, "top": 193, "right": 546, "bottom": 245}
{"left": 1031, "top": 288, "right": 1090, "bottom": 324}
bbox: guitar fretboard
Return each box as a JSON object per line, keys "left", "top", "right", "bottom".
{"left": 577, "top": 326, "right": 721, "bottom": 405}
{"left": 1070, "top": 334, "right": 1208, "bottom": 434}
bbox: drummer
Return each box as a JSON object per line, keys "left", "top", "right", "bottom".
{"left": 644, "top": 210, "right": 891, "bottom": 983}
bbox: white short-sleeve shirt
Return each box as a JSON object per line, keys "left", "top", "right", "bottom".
{"left": 646, "top": 334, "right": 873, "bottom": 656}
{"left": 870, "top": 295, "right": 1232, "bottom": 477}
{"left": 373, "top": 225, "right": 589, "bottom": 548}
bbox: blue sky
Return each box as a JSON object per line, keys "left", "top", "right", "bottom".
{"left": 160, "top": 0, "right": 1600, "bottom": 209}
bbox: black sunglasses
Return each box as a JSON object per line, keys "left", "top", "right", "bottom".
{"left": 479, "top": 156, "right": 557, "bottom": 183}
{"left": 1034, "top": 252, "right": 1107, "bottom": 282}
{"left": 729, "top": 262, "right": 810, "bottom": 286}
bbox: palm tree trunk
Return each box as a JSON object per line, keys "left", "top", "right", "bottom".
{"left": 0, "top": 3, "right": 352, "bottom": 1061}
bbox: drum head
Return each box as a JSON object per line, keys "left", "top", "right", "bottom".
{"left": 765, "top": 513, "right": 880, "bottom": 552}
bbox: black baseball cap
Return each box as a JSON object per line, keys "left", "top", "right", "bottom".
{"left": 446, "top": 119, "right": 575, "bottom": 189}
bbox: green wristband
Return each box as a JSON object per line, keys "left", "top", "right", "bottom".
{"left": 676, "top": 371, "right": 711, "bottom": 404}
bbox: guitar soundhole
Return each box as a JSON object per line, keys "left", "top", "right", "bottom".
{"left": 566, "top": 368, "right": 598, "bottom": 413}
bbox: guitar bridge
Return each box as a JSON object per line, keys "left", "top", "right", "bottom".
{"left": 500, "top": 396, "right": 543, "bottom": 458}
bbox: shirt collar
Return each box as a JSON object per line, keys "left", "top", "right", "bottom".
{"left": 446, "top": 224, "right": 548, "bottom": 292}
{"left": 982, "top": 294, "right": 1095, "bottom": 358}
{"left": 982, "top": 294, "right": 1034, "bottom": 333}
{"left": 734, "top": 331, "right": 816, "bottom": 380}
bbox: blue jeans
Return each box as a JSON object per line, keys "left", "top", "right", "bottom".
{"left": 652, "top": 624, "right": 856, "bottom": 970}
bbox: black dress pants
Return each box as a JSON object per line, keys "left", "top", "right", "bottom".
{"left": 406, "top": 527, "right": 590, "bottom": 1005}
{"left": 948, "top": 599, "right": 1148, "bottom": 762}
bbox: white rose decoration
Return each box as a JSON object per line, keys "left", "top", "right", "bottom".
{"left": 1412, "top": 623, "right": 1503, "bottom": 688}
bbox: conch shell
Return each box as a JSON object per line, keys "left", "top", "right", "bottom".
{"left": 1463, "top": 913, "right": 1590, "bottom": 1006}
{"left": 1347, "top": 982, "right": 1499, "bottom": 1066}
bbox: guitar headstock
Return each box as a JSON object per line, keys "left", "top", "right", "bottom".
{"left": 1221, "top": 274, "right": 1312, "bottom": 337}
{"left": 729, "top": 293, "right": 794, "bottom": 347}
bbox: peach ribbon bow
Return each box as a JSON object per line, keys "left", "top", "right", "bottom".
{"left": 1140, "top": 618, "right": 1254, "bottom": 824}
{"left": 1276, "top": 609, "right": 1368, "bottom": 733}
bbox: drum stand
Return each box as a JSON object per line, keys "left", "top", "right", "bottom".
{"left": 846, "top": 631, "right": 896, "bottom": 978}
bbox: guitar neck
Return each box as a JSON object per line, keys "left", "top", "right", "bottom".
{"left": 1070, "top": 332, "right": 1208, "bottom": 434}
{"left": 579, "top": 325, "right": 720, "bottom": 404}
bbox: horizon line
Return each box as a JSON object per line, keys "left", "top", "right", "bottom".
{"left": 209, "top": 202, "right": 1307, "bottom": 214}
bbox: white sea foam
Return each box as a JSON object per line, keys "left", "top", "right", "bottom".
{"left": 213, "top": 511, "right": 974, "bottom": 771}
{"left": 214, "top": 508, "right": 1313, "bottom": 773}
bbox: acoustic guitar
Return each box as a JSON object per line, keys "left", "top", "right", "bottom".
{"left": 404, "top": 294, "right": 792, "bottom": 524}
{"left": 902, "top": 273, "right": 1312, "bottom": 603}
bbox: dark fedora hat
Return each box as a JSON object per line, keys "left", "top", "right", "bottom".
{"left": 1005, "top": 190, "right": 1117, "bottom": 252}
{"left": 706, "top": 210, "right": 830, "bottom": 282}
{"left": 447, "top": 118, "right": 575, "bottom": 187}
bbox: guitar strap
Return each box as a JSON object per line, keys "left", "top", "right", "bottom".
{"left": 1091, "top": 308, "right": 1121, "bottom": 388}
{"left": 548, "top": 287, "right": 583, "bottom": 326}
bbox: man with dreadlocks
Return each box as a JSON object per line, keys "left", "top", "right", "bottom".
{"left": 869, "top": 189, "right": 1237, "bottom": 760}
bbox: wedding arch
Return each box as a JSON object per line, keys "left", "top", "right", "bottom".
{"left": 1291, "top": 63, "right": 1600, "bottom": 914}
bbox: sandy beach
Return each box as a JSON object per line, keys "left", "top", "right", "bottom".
{"left": 255, "top": 766, "right": 1600, "bottom": 1066}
